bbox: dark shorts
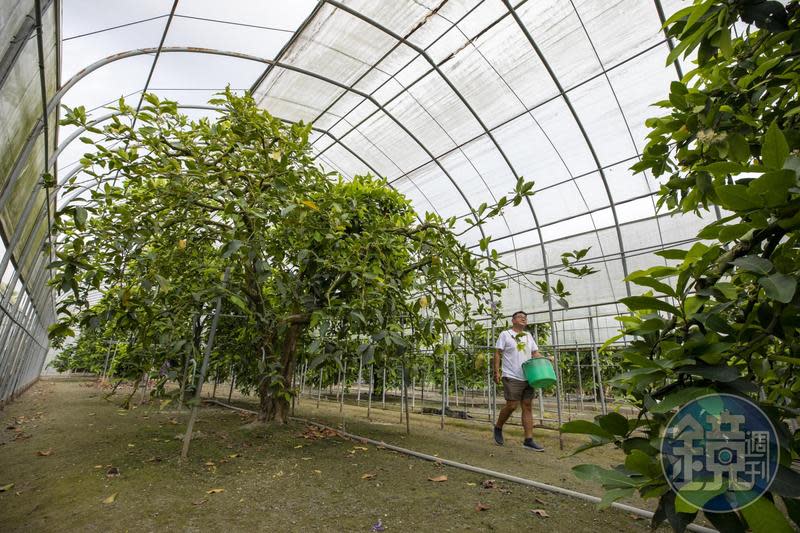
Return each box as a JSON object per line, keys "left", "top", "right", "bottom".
{"left": 502, "top": 377, "right": 534, "bottom": 402}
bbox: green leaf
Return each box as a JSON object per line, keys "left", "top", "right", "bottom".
{"left": 74, "top": 207, "right": 88, "bottom": 230}
{"left": 749, "top": 170, "right": 796, "bottom": 207}
{"left": 762, "top": 121, "right": 790, "bottom": 169}
{"left": 731, "top": 256, "right": 773, "bottom": 275}
{"left": 228, "top": 294, "right": 249, "bottom": 313}
{"left": 718, "top": 224, "right": 751, "bottom": 242}
{"left": 759, "top": 272, "right": 797, "bottom": 303}
{"left": 740, "top": 495, "right": 794, "bottom": 533}
{"left": 727, "top": 133, "right": 750, "bottom": 163}
{"left": 560, "top": 420, "right": 614, "bottom": 440}
{"left": 596, "top": 412, "right": 629, "bottom": 437}
{"left": 714, "top": 184, "right": 760, "bottom": 211}
{"left": 654, "top": 249, "right": 687, "bottom": 261}
{"left": 572, "top": 464, "right": 641, "bottom": 489}
{"left": 696, "top": 161, "right": 743, "bottom": 175}
{"left": 598, "top": 487, "right": 634, "bottom": 510}
{"left": 620, "top": 296, "right": 680, "bottom": 316}
{"left": 649, "top": 387, "right": 716, "bottom": 414}
{"left": 704, "top": 511, "right": 746, "bottom": 533}
{"left": 221, "top": 240, "right": 243, "bottom": 259}
{"left": 628, "top": 277, "right": 676, "bottom": 297}
{"left": 675, "top": 364, "right": 740, "bottom": 382}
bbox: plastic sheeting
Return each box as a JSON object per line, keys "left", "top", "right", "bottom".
{"left": 1, "top": 0, "right": 720, "bottom": 349}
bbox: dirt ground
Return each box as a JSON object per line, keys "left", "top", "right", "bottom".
{"left": 0, "top": 378, "right": 674, "bottom": 532}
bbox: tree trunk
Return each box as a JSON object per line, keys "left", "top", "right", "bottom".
{"left": 257, "top": 321, "right": 302, "bottom": 424}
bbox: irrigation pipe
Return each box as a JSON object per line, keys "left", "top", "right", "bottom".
{"left": 203, "top": 398, "right": 716, "bottom": 533}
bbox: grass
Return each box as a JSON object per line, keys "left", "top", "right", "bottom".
{"left": 0, "top": 378, "right": 669, "bottom": 532}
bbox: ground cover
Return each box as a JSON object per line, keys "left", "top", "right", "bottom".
{"left": 0, "top": 379, "right": 670, "bottom": 532}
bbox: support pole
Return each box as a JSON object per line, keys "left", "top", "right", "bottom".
{"left": 356, "top": 352, "right": 363, "bottom": 406}
{"left": 181, "top": 268, "right": 228, "bottom": 460}
{"left": 382, "top": 364, "right": 386, "bottom": 409}
{"left": 575, "top": 341, "right": 584, "bottom": 412}
{"left": 339, "top": 358, "right": 347, "bottom": 415}
{"left": 588, "top": 313, "right": 607, "bottom": 415}
{"left": 228, "top": 372, "right": 236, "bottom": 403}
{"left": 367, "top": 364, "right": 373, "bottom": 420}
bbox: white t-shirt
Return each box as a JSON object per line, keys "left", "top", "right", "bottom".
{"left": 495, "top": 329, "right": 539, "bottom": 381}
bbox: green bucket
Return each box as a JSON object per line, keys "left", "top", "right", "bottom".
{"left": 522, "top": 358, "right": 557, "bottom": 389}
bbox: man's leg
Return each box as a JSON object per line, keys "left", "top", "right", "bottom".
{"left": 493, "top": 400, "right": 518, "bottom": 445}
{"left": 521, "top": 392, "right": 544, "bottom": 451}
{"left": 496, "top": 400, "right": 519, "bottom": 429}
{"left": 521, "top": 398, "right": 533, "bottom": 440}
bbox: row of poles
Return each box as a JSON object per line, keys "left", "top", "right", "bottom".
{"left": 281, "top": 315, "right": 611, "bottom": 450}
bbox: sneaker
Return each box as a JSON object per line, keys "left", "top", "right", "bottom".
{"left": 523, "top": 439, "right": 544, "bottom": 452}
{"left": 493, "top": 426, "right": 504, "bottom": 446}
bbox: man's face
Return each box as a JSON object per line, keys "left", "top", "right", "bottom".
{"left": 512, "top": 313, "right": 527, "bottom": 327}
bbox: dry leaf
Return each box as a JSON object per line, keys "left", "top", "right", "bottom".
{"left": 481, "top": 479, "right": 496, "bottom": 489}
{"left": 531, "top": 509, "right": 549, "bottom": 518}
{"left": 102, "top": 492, "right": 118, "bottom": 504}
{"left": 353, "top": 446, "right": 368, "bottom": 451}
{"left": 313, "top": 470, "right": 322, "bottom": 474}
{"left": 36, "top": 449, "right": 52, "bottom": 457}
{"left": 534, "top": 497, "right": 546, "bottom": 504}
{"left": 106, "top": 467, "right": 120, "bottom": 478}
{"left": 0, "top": 483, "right": 14, "bottom": 492}
{"left": 228, "top": 453, "right": 240, "bottom": 458}
{"left": 466, "top": 482, "right": 477, "bottom": 487}
{"left": 293, "top": 445, "right": 303, "bottom": 449}
{"left": 361, "top": 473, "right": 376, "bottom": 480}
{"left": 206, "top": 488, "right": 225, "bottom": 494}
{"left": 428, "top": 475, "right": 448, "bottom": 482}
{"left": 193, "top": 498, "right": 208, "bottom": 506}
{"left": 475, "top": 502, "right": 491, "bottom": 512}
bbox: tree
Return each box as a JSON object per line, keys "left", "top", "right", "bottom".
{"left": 562, "top": 2, "right": 800, "bottom": 531}
{"left": 50, "top": 90, "right": 597, "bottom": 424}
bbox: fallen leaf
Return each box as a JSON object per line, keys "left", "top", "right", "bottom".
{"left": 0, "top": 483, "right": 14, "bottom": 492}
{"left": 313, "top": 470, "right": 322, "bottom": 474}
{"left": 428, "top": 475, "right": 448, "bottom": 482}
{"left": 36, "top": 449, "right": 52, "bottom": 457}
{"left": 353, "top": 446, "right": 368, "bottom": 451}
{"left": 293, "top": 445, "right": 303, "bottom": 449}
{"left": 127, "top": 444, "right": 135, "bottom": 448}
{"left": 534, "top": 497, "right": 546, "bottom": 504}
{"left": 192, "top": 498, "right": 208, "bottom": 506}
{"left": 466, "top": 482, "right": 477, "bottom": 487}
{"left": 475, "top": 502, "right": 491, "bottom": 512}
{"left": 361, "top": 473, "right": 376, "bottom": 480}
{"left": 106, "top": 467, "right": 120, "bottom": 477}
{"left": 481, "top": 479, "right": 496, "bottom": 489}
{"left": 102, "top": 492, "right": 118, "bottom": 504}
{"left": 206, "top": 488, "right": 225, "bottom": 494}
{"left": 531, "top": 509, "right": 549, "bottom": 518}
{"left": 228, "top": 453, "right": 240, "bottom": 458}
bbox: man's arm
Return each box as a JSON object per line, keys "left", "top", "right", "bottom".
{"left": 493, "top": 348, "right": 502, "bottom": 384}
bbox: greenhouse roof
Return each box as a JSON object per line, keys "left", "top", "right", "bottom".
{"left": 1, "top": 0, "right": 716, "bottom": 354}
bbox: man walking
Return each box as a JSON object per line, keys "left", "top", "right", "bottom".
{"left": 493, "top": 310, "right": 551, "bottom": 451}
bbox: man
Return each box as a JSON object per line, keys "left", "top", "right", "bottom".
{"left": 493, "top": 310, "right": 552, "bottom": 451}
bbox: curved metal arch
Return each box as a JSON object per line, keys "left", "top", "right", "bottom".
{"left": 499, "top": 0, "right": 633, "bottom": 300}
{"left": 320, "top": 0, "right": 555, "bottom": 332}
{"left": 4, "top": 46, "right": 487, "bottom": 251}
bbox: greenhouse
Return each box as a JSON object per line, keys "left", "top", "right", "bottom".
{"left": 0, "top": 0, "right": 798, "bottom": 531}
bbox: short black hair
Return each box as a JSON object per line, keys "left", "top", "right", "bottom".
{"left": 512, "top": 310, "right": 527, "bottom": 319}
